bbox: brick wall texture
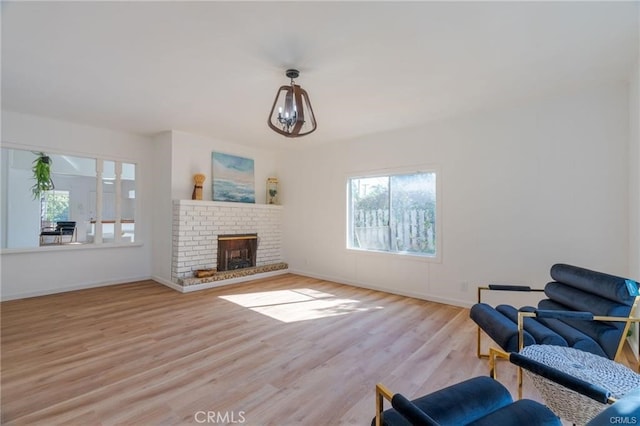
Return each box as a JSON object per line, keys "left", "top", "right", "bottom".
{"left": 172, "top": 200, "right": 283, "bottom": 282}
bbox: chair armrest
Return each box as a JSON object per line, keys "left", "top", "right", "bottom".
{"left": 391, "top": 393, "right": 439, "bottom": 426}
{"left": 534, "top": 309, "right": 595, "bottom": 320}
{"left": 488, "top": 284, "right": 533, "bottom": 291}
{"left": 520, "top": 309, "right": 640, "bottom": 324}
{"left": 477, "top": 285, "right": 544, "bottom": 303}
{"left": 510, "top": 352, "right": 612, "bottom": 404}
{"left": 517, "top": 309, "right": 640, "bottom": 363}
{"left": 375, "top": 384, "right": 439, "bottom": 426}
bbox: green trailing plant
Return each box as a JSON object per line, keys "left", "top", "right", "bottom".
{"left": 31, "top": 152, "right": 54, "bottom": 199}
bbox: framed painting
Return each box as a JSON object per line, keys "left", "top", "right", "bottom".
{"left": 212, "top": 152, "right": 255, "bottom": 203}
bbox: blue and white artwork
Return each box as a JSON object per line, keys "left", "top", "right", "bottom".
{"left": 212, "top": 152, "right": 255, "bottom": 203}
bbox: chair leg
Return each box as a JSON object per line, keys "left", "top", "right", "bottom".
{"left": 488, "top": 347, "right": 509, "bottom": 379}
{"left": 489, "top": 347, "right": 524, "bottom": 400}
{"left": 517, "top": 364, "right": 523, "bottom": 400}
{"left": 477, "top": 326, "right": 491, "bottom": 358}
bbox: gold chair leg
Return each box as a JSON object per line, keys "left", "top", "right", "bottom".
{"left": 517, "top": 364, "right": 523, "bottom": 400}
{"left": 488, "top": 347, "right": 523, "bottom": 399}
{"left": 477, "top": 326, "right": 491, "bottom": 359}
{"left": 488, "top": 347, "right": 509, "bottom": 379}
{"left": 375, "top": 383, "right": 393, "bottom": 426}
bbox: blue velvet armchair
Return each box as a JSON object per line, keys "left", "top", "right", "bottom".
{"left": 373, "top": 366, "right": 640, "bottom": 425}
{"left": 470, "top": 264, "right": 639, "bottom": 364}
{"left": 587, "top": 386, "right": 640, "bottom": 426}
{"left": 373, "top": 376, "right": 561, "bottom": 426}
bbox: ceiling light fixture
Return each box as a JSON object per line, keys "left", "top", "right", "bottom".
{"left": 268, "top": 69, "right": 317, "bottom": 137}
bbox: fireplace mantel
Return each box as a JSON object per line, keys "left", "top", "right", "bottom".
{"left": 171, "top": 200, "right": 285, "bottom": 288}
{"left": 175, "top": 199, "right": 284, "bottom": 210}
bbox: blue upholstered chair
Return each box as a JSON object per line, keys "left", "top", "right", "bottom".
{"left": 587, "top": 386, "right": 640, "bottom": 426}
{"left": 373, "top": 376, "right": 561, "bottom": 426}
{"left": 470, "top": 264, "right": 639, "bottom": 365}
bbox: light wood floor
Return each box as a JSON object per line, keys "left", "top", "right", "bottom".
{"left": 1, "top": 274, "right": 636, "bottom": 425}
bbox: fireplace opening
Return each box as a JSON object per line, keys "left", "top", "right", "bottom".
{"left": 217, "top": 234, "right": 258, "bottom": 272}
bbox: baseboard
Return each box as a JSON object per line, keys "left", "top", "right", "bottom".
{"left": 0, "top": 275, "right": 152, "bottom": 301}
{"left": 151, "top": 275, "right": 183, "bottom": 292}
{"left": 288, "top": 268, "right": 473, "bottom": 309}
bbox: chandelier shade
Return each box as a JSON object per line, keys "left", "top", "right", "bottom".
{"left": 268, "top": 69, "right": 317, "bottom": 137}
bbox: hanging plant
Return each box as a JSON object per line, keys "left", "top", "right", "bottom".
{"left": 31, "top": 152, "right": 55, "bottom": 199}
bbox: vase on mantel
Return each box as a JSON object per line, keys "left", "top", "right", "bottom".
{"left": 266, "top": 177, "right": 279, "bottom": 205}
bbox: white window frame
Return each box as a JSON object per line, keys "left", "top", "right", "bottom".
{"left": 0, "top": 144, "right": 140, "bottom": 252}
{"left": 346, "top": 165, "right": 442, "bottom": 262}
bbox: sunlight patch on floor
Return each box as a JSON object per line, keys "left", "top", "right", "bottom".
{"left": 219, "top": 288, "right": 383, "bottom": 323}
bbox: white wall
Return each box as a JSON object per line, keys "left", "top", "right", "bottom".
{"left": 0, "top": 111, "right": 154, "bottom": 300}
{"left": 0, "top": 150, "right": 7, "bottom": 247}
{"left": 2, "top": 81, "right": 633, "bottom": 304}
{"left": 150, "top": 131, "right": 173, "bottom": 286}
{"left": 628, "top": 57, "right": 640, "bottom": 358}
{"left": 169, "top": 131, "right": 280, "bottom": 202}
{"left": 4, "top": 159, "right": 39, "bottom": 247}
{"left": 281, "top": 84, "right": 631, "bottom": 307}
{"left": 150, "top": 130, "right": 282, "bottom": 285}
{"left": 630, "top": 58, "right": 640, "bottom": 283}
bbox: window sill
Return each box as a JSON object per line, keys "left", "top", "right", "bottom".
{"left": 1, "top": 241, "right": 144, "bottom": 255}
{"left": 345, "top": 247, "right": 441, "bottom": 263}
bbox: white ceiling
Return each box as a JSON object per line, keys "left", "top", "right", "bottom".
{"left": 2, "top": 1, "right": 639, "bottom": 149}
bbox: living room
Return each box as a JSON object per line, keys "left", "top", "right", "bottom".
{"left": 1, "top": 1, "right": 639, "bottom": 425}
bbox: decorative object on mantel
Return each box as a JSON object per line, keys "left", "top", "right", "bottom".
{"left": 267, "top": 69, "right": 317, "bottom": 138}
{"left": 212, "top": 152, "right": 255, "bottom": 203}
{"left": 31, "top": 152, "right": 55, "bottom": 199}
{"left": 266, "top": 177, "right": 279, "bottom": 205}
{"left": 192, "top": 173, "right": 205, "bottom": 200}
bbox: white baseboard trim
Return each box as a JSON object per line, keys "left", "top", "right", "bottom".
{"left": 151, "top": 275, "right": 183, "bottom": 292}
{"left": 287, "top": 268, "right": 473, "bottom": 309}
{"left": 1, "top": 275, "right": 152, "bottom": 301}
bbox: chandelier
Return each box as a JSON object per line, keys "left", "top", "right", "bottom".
{"left": 268, "top": 69, "right": 317, "bottom": 137}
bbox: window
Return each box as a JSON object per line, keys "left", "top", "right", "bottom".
{"left": 42, "top": 190, "right": 70, "bottom": 227}
{"left": 92, "top": 160, "right": 136, "bottom": 243}
{"left": 347, "top": 170, "right": 438, "bottom": 258}
{"left": 1, "top": 147, "right": 138, "bottom": 249}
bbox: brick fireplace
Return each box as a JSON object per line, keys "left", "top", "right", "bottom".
{"left": 171, "top": 200, "right": 285, "bottom": 286}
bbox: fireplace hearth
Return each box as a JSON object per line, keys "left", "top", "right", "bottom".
{"left": 217, "top": 234, "right": 258, "bottom": 272}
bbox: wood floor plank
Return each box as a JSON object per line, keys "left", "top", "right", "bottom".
{"left": 1, "top": 274, "right": 635, "bottom": 425}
